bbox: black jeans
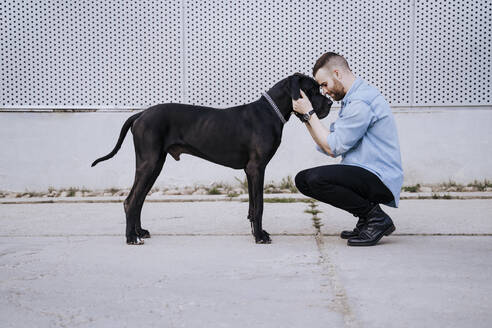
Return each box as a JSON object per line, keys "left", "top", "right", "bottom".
{"left": 295, "top": 164, "right": 394, "bottom": 217}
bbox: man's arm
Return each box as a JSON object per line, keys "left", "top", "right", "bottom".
{"left": 304, "top": 114, "right": 335, "bottom": 157}
{"left": 292, "top": 89, "right": 335, "bottom": 156}
{"left": 293, "top": 89, "right": 375, "bottom": 158}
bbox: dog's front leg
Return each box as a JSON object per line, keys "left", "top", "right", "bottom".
{"left": 245, "top": 164, "right": 271, "bottom": 244}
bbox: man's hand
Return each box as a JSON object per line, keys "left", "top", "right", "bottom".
{"left": 292, "top": 90, "right": 313, "bottom": 114}
{"left": 293, "top": 89, "right": 334, "bottom": 156}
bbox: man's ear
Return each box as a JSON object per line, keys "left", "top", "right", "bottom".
{"left": 289, "top": 73, "right": 301, "bottom": 100}
{"left": 333, "top": 69, "right": 341, "bottom": 81}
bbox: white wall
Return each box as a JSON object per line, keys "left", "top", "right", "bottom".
{"left": 1, "top": 108, "right": 490, "bottom": 192}
{"left": 2, "top": 1, "right": 490, "bottom": 191}
{"left": 2, "top": 1, "right": 490, "bottom": 109}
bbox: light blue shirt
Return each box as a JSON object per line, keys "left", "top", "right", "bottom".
{"left": 316, "top": 77, "right": 404, "bottom": 208}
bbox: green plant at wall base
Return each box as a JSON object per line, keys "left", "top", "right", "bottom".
{"left": 402, "top": 183, "right": 421, "bottom": 192}
{"left": 263, "top": 182, "right": 277, "bottom": 194}
{"left": 211, "top": 183, "right": 224, "bottom": 189}
{"left": 18, "top": 190, "right": 45, "bottom": 198}
{"left": 66, "top": 187, "right": 78, "bottom": 197}
{"left": 279, "top": 175, "right": 298, "bottom": 193}
{"left": 235, "top": 177, "right": 248, "bottom": 192}
{"left": 438, "top": 180, "right": 464, "bottom": 191}
{"left": 467, "top": 179, "right": 492, "bottom": 191}
{"left": 234, "top": 176, "right": 299, "bottom": 193}
{"left": 305, "top": 199, "right": 323, "bottom": 233}
{"left": 227, "top": 190, "right": 239, "bottom": 198}
{"left": 105, "top": 187, "right": 120, "bottom": 195}
{"left": 208, "top": 187, "right": 221, "bottom": 195}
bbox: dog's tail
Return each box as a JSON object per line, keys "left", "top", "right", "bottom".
{"left": 91, "top": 112, "right": 143, "bottom": 167}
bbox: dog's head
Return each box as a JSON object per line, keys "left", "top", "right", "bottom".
{"left": 287, "top": 72, "right": 332, "bottom": 119}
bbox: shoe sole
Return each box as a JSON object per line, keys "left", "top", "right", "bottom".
{"left": 340, "top": 233, "right": 357, "bottom": 240}
{"left": 347, "top": 224, "right": 395, "bottom": 246}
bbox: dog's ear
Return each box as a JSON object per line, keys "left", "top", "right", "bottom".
{"left": 289, "top": 73, "right": 302, "bottom": 100}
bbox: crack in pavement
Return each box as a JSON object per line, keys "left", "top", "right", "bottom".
{"left": 307, "top": 203, "right": 359, "bottom": 328}
{"left": 313, "top": 232, "right": 359, "bottom": 328}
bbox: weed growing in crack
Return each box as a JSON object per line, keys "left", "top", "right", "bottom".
{"left": 305, "top": 199, "right": 323, "bottom": 235}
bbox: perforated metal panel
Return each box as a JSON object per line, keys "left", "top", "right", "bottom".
{"left": 414, "top": 0, "right": 491, "bottom": 105}
{"left": 1, "top": 0, "right": 491, "bottom": 109}
{"left": 1, "top": 0, "right": 183, "bottom": 109}
{"left": 184, "top": 0, "right": 413, "bottom": 107}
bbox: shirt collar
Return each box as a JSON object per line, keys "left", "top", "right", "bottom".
{"left": 341, "top": 77, "right": 363, "bottom": 107}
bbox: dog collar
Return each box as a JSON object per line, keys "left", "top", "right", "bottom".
{"left": 261, "top": 92, "right": 289, "bottom": 125}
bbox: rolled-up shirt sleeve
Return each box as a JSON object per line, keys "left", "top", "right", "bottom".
{"left": 323, "top": 101, "right": 374, "bottom": 157}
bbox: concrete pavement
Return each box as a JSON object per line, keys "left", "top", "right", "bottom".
{"left": 1, "top": 199, "right": 491, "bottom": 327}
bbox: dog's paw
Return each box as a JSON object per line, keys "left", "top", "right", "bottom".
{"left": 255, "top": 230, "right": 272, "bottom": 244}
{"left": 136, "top": 228, "right": 151, "bottom": 239}
{"left": 126, "top": 236, "right": 145, "bottom": 245}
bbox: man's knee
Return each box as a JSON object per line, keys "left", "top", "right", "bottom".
{"left": 296, "top": 166, "right": 339, "bottom": 196}
{"left": 295, "top": 169, "right": 311, "bottom": 195}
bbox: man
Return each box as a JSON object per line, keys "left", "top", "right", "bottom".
{"left": 292, "top": 52, "right": 403, "bottom": 246}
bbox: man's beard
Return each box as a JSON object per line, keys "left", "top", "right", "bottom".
{"left": 330, "top": 79, "right": 346, "bottom": 101}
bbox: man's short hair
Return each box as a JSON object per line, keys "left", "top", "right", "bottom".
{"left": 313, "top": 52, "right": 351, "bottom": 77}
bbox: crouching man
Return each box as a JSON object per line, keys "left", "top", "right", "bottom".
{"left": 293, "top": 52, "right": 403, "bottom": 246}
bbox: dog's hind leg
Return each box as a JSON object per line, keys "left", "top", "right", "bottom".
{"left": 124, "top": 148, "right": 166, "bottom": 245}
{"left": 135, "top": 152, "right": 167, "bottom": 239}
{"left": 246, "top": 174, "right": 254, "bottom": 223}
{"left": 245, "top": 163, "right": 271, "bottom": 244}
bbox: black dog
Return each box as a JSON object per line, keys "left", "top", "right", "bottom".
{"left": 91, "top": 73, "right": 332, "bottom": 245}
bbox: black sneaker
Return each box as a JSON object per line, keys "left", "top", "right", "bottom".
{"left": 347, "top": 204, "right": 395, "bottom": 246}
